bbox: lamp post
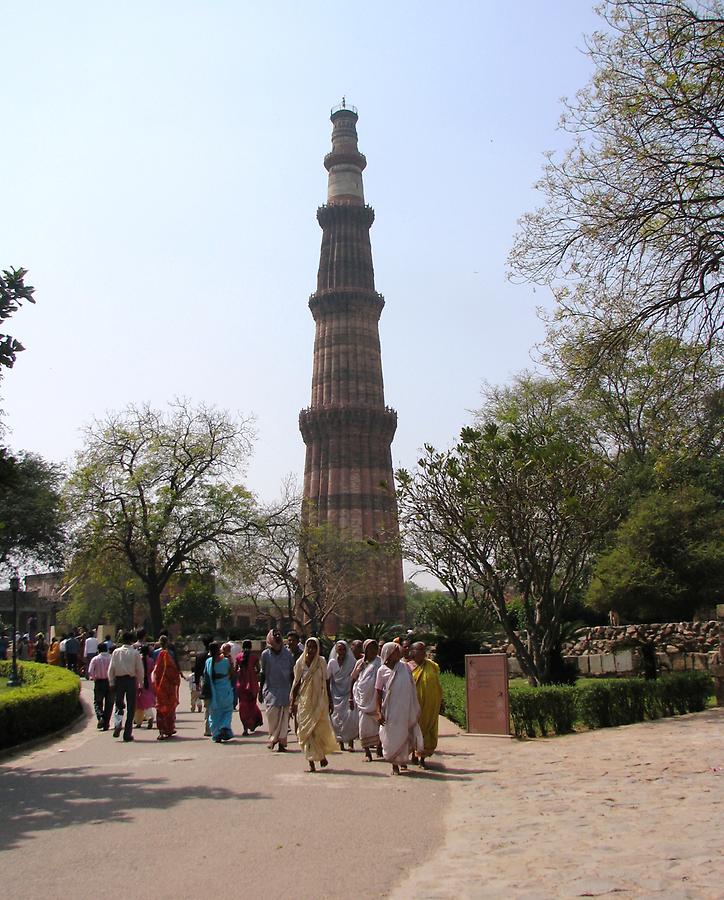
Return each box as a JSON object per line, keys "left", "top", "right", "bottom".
{"left": 7, "top": 573, "right": 21, "bottom": 687}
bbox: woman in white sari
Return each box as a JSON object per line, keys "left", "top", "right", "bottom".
{"left": 290, "top": 638, "right": 338, "bottom": 773}
{"left": 327, "top": 640, "right": 359, "bottom": 751}
{"left": 375, "top": 641, "right": 423, "bottom": 775}
{"left": 350, "top": 639, "right": 382, "bottom": 762}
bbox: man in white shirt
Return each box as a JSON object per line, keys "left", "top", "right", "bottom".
{"left": 83, "top": 633, "right": 99, "bottom": 679}
{"left": 88, "top": 643, "right": 113, "bottom": 729}
{"left": 108, "top": 632, "right": 145, "bottom": 742}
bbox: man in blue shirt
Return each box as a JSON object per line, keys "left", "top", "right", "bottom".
{"left": 259, "top": 629, "right": 294, "bottom": 752}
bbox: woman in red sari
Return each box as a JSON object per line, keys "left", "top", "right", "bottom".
{"left": 235, "top": 639, "right": 263, "bottom": 736}
{"left": 152, "top": 636, "right": 181, "bottom": 740}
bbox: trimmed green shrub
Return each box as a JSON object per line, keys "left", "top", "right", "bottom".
{"left": 654, "top": 670, "right": 711, "bottom": 717}
{"left": 0, "top": 662, "right": 81, "bottom": 749}
{"left": 439, "top": 671, "right": 467, "bottom": 729}
{"left": 575, "top": 672, "right": 711, "bottom": 731}
{"left": 509, "top": 683, "right": 578, "bottom": 737}
{"left": 441, "top": 670, "right": 714, "bottom": 738}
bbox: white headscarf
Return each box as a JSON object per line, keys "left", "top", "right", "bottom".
{"left": 380, "top": 641, "right": 399, "bottom": 665}
{"left": 328, "top": 640, "right": 355, "bottom": 682}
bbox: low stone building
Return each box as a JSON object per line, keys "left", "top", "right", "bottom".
{"left": 0, "top": 572, "right": 67, "bottom": 636}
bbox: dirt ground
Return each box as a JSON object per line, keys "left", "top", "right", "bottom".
{"left": 392, "top": 708, "right": 723, "bottom": 899}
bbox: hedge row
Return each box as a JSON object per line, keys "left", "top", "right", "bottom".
{"left": 440, "top": 671, "right": 713, "bottom": 738}
{"left": 440, "top": 671, "right": 467, "bottom": 729}
{"left": 0, "top": 661, "right": 81, "bottom": 750}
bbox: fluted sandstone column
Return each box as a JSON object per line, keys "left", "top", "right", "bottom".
{"left": 299, "top": 104, "right": 405, "bottom": 629}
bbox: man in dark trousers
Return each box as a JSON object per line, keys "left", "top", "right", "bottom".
{"left": 64, "top": 632, "right": 80, "bottom": 673}
{"left": 88, "top": 642, "right": 113, "bottom": 729}
{"left": 108, "top": 632, "right": 144, "bottom": 741}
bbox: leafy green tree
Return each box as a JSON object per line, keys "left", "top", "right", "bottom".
{"left": 64, "top": 400, "right": 258, "bottom": 636}
{"left": 61, "top": 547, "right": 144, "bottom": 630}
{"left": 510, "top": 0, "right": 724, "bottom": 351}
{"left": 404, "top": 580, "right": 449, "bottom": 627}
{"left": 0, "top": 268, "right": 64, "bottom": 573}
{"left": 398, "top": 376, "right": 616, "bottom": 685}
{"left": 0, "top": 267, "right": 35, "bottom": 375}
{"left": 0, "top": 449, "right": 65, "bottom": 572}
{"left": 549, "top": 329, "right": 723, "bottom": 466}
{"left": 423, "top": 595, "right": 490, "bottom": 676}
{"left": 587, "top": 476, "right": 724, "bottom": 622}
{"left": 163, "top": 580, "right": 224, "bottom": 633}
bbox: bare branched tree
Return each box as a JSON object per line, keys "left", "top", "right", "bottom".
{"left": 65, "top": 400, "right": 258, "bottom": 635}
{"left": 510, "top": 1, "right": 724, "bottom": 353}
{"left": 228, "top": 479, "right": 383, "bottom": 634}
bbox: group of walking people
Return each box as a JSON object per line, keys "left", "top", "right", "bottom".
{"left": 250, "top": 630, "right": 443, "bottom": 774}
{"left": 85, "top": 626, "right": 444, "bottom": 776}
{"left": 88, "top": 630, "right": 182, "bottom": 741}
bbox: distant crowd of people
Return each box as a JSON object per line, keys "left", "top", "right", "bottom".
{"left": 0, "top": 627, "right": 112, "bottom": 672}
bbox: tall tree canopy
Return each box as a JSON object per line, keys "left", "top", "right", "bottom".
{"left": 551, "top": 328, "right": 723, "bottom": 466}
{"left": 61, "top": 546, "right": 144, "bottom": 631}
{"left": 397, "top": 376, "right": 616, "bottom": 684}
{"left": 0, "top": 449, "right": 65, "bottom": 572}
{"left": 510, "top": 0, "right": 724, "bottom": 349}
{"left": 587, "top": 472, "right": 724, "bottom": 621}
{"left": 64, "top": 400, "right": 258, "bottom": 635}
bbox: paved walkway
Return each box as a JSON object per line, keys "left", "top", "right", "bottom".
{"left": 1, "top": 682, "right": 721, "bottom": 898}
{"left": 0, "top": 681, "right": 450, "bottom": 899}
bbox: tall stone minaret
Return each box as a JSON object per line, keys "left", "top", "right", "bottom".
{"left": 299, "top": 103, "right": 405, "bottom": 629}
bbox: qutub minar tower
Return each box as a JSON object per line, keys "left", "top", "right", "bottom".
{"left": 299, "top": 102, "right": 405, "bottom": 628}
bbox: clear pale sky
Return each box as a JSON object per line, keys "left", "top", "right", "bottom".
{"left": 2, "top": 1, "right": 600, "bottom": 505}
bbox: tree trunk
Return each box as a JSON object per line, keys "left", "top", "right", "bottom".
{"left": 147, "top": 588, "right": 163, "bottom": 637}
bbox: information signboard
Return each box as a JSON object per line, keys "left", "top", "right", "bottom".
{"left": 465, "top": 654, "right": 510, "bottom": 736}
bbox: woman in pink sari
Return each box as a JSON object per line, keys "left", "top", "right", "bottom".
{"left": 235, "top": 639, "right": 263, "bottom": 736}
{"left": 133, "top": 642, "right": 156, "bottom": 729}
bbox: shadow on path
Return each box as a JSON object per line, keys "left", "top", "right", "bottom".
{"left": 0, "top": 765, "right": 270, "bottom": 852}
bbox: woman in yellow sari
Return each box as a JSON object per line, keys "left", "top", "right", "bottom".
{"left": 46, "top": 637, "right": 61, "bottom": 666}
{"left": 409, "top": 642, "right": 443, "bottom": 767}
{"left": 290, "top": 638, "right": 338, "bottom": 773}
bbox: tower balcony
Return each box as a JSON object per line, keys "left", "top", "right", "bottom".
{"left": 317, "top": 203, "right": 375, "bottom": 228}
{"left": 308, "top": 288, "right": 385, "bottom": 320}
{"left": 299, "top": 404, "right": 398, "bottom": 444}
{"left": 324, "top": 149, "right": 367, "bottom": 172}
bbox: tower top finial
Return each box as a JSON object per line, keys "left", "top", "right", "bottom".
{"left": 331, "top": 99, "right": 358, "bottom": 118}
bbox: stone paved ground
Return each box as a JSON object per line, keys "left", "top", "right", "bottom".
{"left": 0, "top": 681, "right": 449, "bottom": 899}
{"left": 392, "top": 708, "right": 723, "bottom": 899}
{"left": 1, "top": 683, "right": 721, "bottom": 898}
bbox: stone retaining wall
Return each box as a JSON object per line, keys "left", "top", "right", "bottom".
{"left": 563, "top": 621, "right": 720, "bottom": 656}
{"left": 498, "top": 620, "right": 722, "bottom": 680}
